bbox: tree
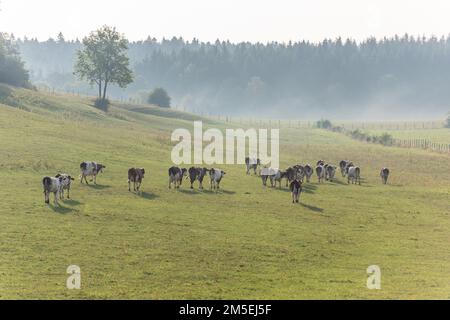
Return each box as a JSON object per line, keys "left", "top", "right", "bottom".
{"left": 148, "top": 87, "right": 171, "bottom": 108}
{"left": 445, "top": 114, "right": 450, "bottom": 128}
{"left": 0, "top": 33, "right": 30, "bottom": 88}
{"left": 74, "top": 25, "right": 133, "bottom": 107}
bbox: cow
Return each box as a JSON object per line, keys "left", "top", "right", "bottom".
{"left": 128, "top": 168, "right": 145, "bottom": 192}
{"left": 380, "top": 168, "right": 390, "bottom": 184}
{"left": 285, "top": 167, "right": 297, "bottom": 187}
{"left": 290, "top": 180, "right": 302, "bottom": 203}
{"left": 293, "top": 165, "right": 305, "bottom": 182}
{"left": 347, "top": 166, "right": 361, "bottom": 185}
{"left": 189, "top": 167, "right": 209, "bottom": 189}
{"left": 55, "top": 173, "right": 74, "bottom": 199}
{"left": 168, "top": 167, "right": 187, "bottom": 189}
{"left": 245, "top": 157, "right": 260, "bottom": 175}
{"left": 325, "top": 165, "right": 337, "bottom": 182}
{"left": 43, "top": 176, "right": 63, "bottom": 206}
{"left": 80, "top": 161, "right": 105, "bottom": 185}
{"left": 209, "top": 168, "right": 226, "bottom": 190}
{"left": 270, "top": 169, "right": 286, "bottom": 188}
{"left": 339, "top": 160, "right": 353, "bottom": 177}
{"left": 304, "top": 164, "right": 314, "bottom": 183}
{"left": 260, "top": 167, "right": 274, "bottom": 186}
{"left": 260, "top": 167, "right": 278, "bottom": 187}
{"left": 317, "top": 160, "right": 325, "bottom": 166}
{"left": 316, "top": 165, "right": 325, "bottom": 183}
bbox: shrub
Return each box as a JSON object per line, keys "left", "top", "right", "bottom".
{"left": 316, "top": 119, "right": 332, "bottom": 129}
{"left": 148, "top": 87, "right": 171, "bottom": 108}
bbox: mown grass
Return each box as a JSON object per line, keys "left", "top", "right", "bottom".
{"left": 0, "top": 85, "right": 449, "bottom": 299}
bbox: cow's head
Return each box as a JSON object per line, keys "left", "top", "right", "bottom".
{"left": 140, "top": 168, "right": 146, "bottom": 178}
{"left": 181, "top": 168, "right": 188, "bottom": 178}
{"left": 97, "top": 164, "right": 106, "bottom": 173}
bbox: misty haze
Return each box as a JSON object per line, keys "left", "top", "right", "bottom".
{"left": 16, "top": 35, "right": 450, "bottom": 120}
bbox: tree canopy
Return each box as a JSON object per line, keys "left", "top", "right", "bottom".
{"left": 74, "top": 26, "right": 133, "bottom": 104}
{"left": 148, "top": 87, "right": 171, "bottom": 108}
{"left": 0, "top": 33, "right": 30, "bottom": 88}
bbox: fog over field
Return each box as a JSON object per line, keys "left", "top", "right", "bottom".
{"left": 1, "top": 0, "right": 450, "bottom": 120}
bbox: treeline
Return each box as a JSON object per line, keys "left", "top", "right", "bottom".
{"left": 15, "top": 34, "right": 450, "bottom": 118}
{"left": 0, "top": 33, "right": 30, "bottom": 88}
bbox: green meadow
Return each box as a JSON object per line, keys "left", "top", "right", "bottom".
{"left": 0, "top": 84, "right": 449, "bottom": 299}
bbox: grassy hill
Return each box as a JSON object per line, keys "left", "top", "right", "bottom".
{"left": 1, "top": 84, "right": 450, "bottom": 299}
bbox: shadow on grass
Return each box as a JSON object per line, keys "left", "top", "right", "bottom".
{"left": 139, "top": 191, "right": 159, "bottom": 200}
{"left": 61, "top": 199, "right": 82, "bottom": 206}
{"left": 50, "top": 205, "right": 75, "bottom": 214}
{"left": 300, "top": 203, "right": 324, "bottom": 213}
{"left": 83, "top": 184, "right": 111, "bottom": 190}
{"left": 178, "top": 188, "right": 236, "bottom": 195}
{"left": 270, "top": 183, "right": 317, "bottom": 195}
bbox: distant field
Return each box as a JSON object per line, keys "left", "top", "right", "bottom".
{"left": 1, "top": 85, "right": 450, "bottom": 299}
{"left": 365, "top": 128, "right": 450, "bottom": 145}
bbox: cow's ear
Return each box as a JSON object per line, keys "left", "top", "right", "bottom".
{"left": 70, "top": 176, "right": 75, "bottom": 180}
{"left": 55, "top": 174, "right": 61, "bottom": 178}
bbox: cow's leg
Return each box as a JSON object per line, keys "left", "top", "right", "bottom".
{"left": 128, "top": 180, "right": 131, "bottom": 192}
{"left": 84, "top": 175, "right": 89, "bottom": 185}
{"left": 67, "top": 186, "right": 70, "bottom": 199}
{"left": 134, "top": 181, "right": 136, "bottom": 191}
{"left": 93, "top": 174, "right": 97, "bottom": 185}
{"left": 54, "top": 191, "right": 59, "bottom": 207}
{"left": 45, "top": 191, "right": 49, "bottom": 204}
{"left": 168, "top": 177, "right": 171, "bottom": 189}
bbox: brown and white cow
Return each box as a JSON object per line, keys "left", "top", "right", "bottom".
{"left": 128, "top": 168, "right": 146, "bottom": 192}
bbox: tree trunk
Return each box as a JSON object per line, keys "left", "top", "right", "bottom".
{"left": 98, "top": 80, "right": 102, "bottom": 99}
{"left": 102, "top": 80, "right": 108, "bottom": 101}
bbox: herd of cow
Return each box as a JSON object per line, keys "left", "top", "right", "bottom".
{"left": 42, "top": 159, "right": 390, "bottom": 206}
{"left": 246, "top": 158, "right": 390, "bottom": 203}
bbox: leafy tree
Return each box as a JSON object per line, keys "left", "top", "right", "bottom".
{"left": 74, "top": 25, "right": 133, "bottom": 106}
{"left": 148, "top": 87, "right": 171, "bottom": 108}
{"left": 0, "top": 33, "right": 30, "bottom": 88}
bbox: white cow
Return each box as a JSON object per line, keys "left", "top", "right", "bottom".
{"left": 80, "top": 161, "right": 105, "bottom": 185}
{"left": 55, "top": 173, "right": 75, "bottom": 199}
{"left": 209, "top": 168, "right": 226, "bottom": 190}
{"left": 347, "top": 166, "right": 361, "bottom": 185}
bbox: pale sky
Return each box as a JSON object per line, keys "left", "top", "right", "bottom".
{"left": 1, "top": 0, "right": 449, "bottom": 43}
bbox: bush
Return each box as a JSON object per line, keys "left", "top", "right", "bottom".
{"left": 445, "top": 115, "right": 450, "bottom": 128}
{"left": 94, "top": 98, "right": 110, "bottom": 111}
{"left": 316, "top": 119, "right": 332, "bottom": 129}
{"left": 148, "top": 87, "right": 171, "bottom": 108}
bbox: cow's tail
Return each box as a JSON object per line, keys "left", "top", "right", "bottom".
{"left": 42, "top": 177, "right": 52, "bottom": 191}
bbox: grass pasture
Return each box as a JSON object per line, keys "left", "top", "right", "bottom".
{"left": 0, "top": 85, "right": 450, "bottom": 299}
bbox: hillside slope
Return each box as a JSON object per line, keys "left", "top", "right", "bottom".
{"left": 0, "top": 86, "right": 449, "bottom": 299}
